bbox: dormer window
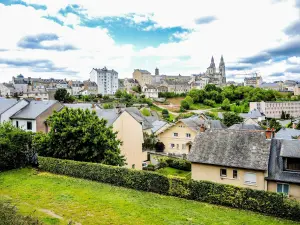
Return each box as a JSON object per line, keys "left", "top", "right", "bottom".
{"left": 284, "top": 158, "right": 300, "bottom": 172}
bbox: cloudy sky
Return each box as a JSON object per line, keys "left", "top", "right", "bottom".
{"left": 0, "top": 0, "right": 299, "bottom": 83}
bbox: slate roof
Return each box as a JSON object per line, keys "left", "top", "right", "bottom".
{"left": 188, "top": 129, "right": 270, "bottom": 171}
{"left": 135, "top": 69, "right": 151, "bottom": 74}
{"left": 0, "top": 98, "right": 18, "bottom": 114}
{"left": 11, "top": 100, "right": 61, "bottom": 119}
{"left": 276, "top": 128, "right": 300, "bottom": 140}
{"left": 267, "top": 139, "right": 300, "bottom": 184}
{"left": 240, "top": 109, "right": 264, "bottom": 119}
{"left": 124, "top": 107, "right": 153, "bottom": 130}
{"left": 151, "top": 120, "right": 167, "bottom": 133}
{"left": 228, "top": 123, "right": 264, "bottom": 131}
{"left": 144, "top": 84, "right": 157, "bottom": 89}
{"left": 164, "top": 79, "right": 190, "bottom": 85}
{"left": 180, "top": 116, "right": 226, "bottom": 131}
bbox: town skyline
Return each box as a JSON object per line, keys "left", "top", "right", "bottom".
{"left": 0, "top": 0, "right": 299, "bottom": 83}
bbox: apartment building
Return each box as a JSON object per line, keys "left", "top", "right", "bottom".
{"left": 250, "top": 101, "right": 300, "bottom": 118}
{"left": 90, "top": 67, "right": 118, "bottom": 95}
{"left": 244, "top": 76, "right": 263, "bottom": 87}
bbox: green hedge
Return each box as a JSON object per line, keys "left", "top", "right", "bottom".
{"left": 157, "top": 156, "right": 191, "bottom": 171}
{"left": 38, "top": 157, "right": 300, "bottom": 221}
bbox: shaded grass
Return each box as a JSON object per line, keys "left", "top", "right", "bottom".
{"left": 157, "top": 167, "right": 191, "bottom": 179}
{"left": 0, "top": 168, "right": 297, "bottom": 225}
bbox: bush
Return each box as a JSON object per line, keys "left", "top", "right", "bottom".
{"left": 203, "top": 99, "right": 216, "bottom": 107}
{"left": 221, "top": 98, "right": 231, "bottom": 111}
{"left": 38, "top": 156, "right": 300, "bottom": 221}
{"left": 184, "top": 96, "right": 194, "bottom": 106}
{"left": 181, "top": 100, "right": 190, "bottom": 110}
{"left": 0, "top": 200, "right": 40, "bottom": 225}
{"left": 157, "top": 157, "right": 191, "bottom": 171}
{"left": 141, "top": 108, "right": 151, "bottom": 116}
{"left": 0, "top": 122, "right": 36, "bottom": 171}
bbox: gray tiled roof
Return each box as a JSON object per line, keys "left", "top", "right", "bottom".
{"left": 180, "top": 116, "right": 226, "bottom": 131}
{"left": 228, "top": 123, "right": 264, "bottom": 131}
{"left": 135, "top": 69, "right": 151, "bottom": 74}
{"left": 267, "top": 139, "right": 300, "bottom": 184}
{"left": 151, "top": 120, "right": 167, "bottom": 133}
{"left": 144, "top": 84, "right": 157, "bottom": 89}
{"left": 125, "top": 107, "right": 153, "bottom": 130}
{"left": 11, "top": 100, "right": 60, "bottom": 119}
{"left": 0, "top": 98, "right": 18, "bottom": 114}
{"left": 240, "top": 109, "right": 264, "bottom": 119}
{"left": 188, "top": 129, "right": 270, "bottom": 171}
{"left": 276, "top": 128, "right": 300, "bottom": 140}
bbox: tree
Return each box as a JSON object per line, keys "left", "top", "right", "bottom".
{"left": 203, "top": 99, "right": 216, "bottom": 107}
{"left": 115, "top": 89, "right": 124, "bottom": 98}
{"left": 155, "top": 142, "right": 165, "bottom": 152}
{"left": 33, "top": 108, "right": 125, "bottom": 166}
{"left": 132, "top": 86, "right": 141, "bottom": 93}
{"left": 221, "top": 98, "right": 231, "bottom": 111}
{"left": 162, "top": 109, "right": 169, "bottom": 118}
{"left": 141, "top": 108, "right": 151, "bottom": 116}
{"left": 188, "top": 89, "right": 200, "bottom": 103}
{"left": 269, "top": 118, "right": 282, "bottom": 132}
{"left": 184, "top": 96, "right": 194, "bottom": 106}
{"left": 181, "top": 100, "right": 190, "bottom": 110}
{"left": 54, "top": 89, "right": 74, "bottom": 103}
{"left": 0, "top": 122, "right": 36, "bottom": 171}
{"left": 222, "top": 112, "right": 244, "bottom": 127}
{"left": 142, "top": 132, "right": 157, "bottom": 150}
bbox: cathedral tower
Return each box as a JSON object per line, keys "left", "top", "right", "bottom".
{"left": 219, "top": 55, "right": 226, "bottom": 83}
{"left": 206, "top": 56, "right": 216, "bottom": 75}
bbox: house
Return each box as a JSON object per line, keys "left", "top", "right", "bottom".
{"left": 157, "top": 116, "right": 226, "bottom": 154}
{"left": 267, "top": 139, "right": 300, "bottom": 200}
{"left": 19, "top": 90, "right": 49, "bottom": 100}
{"left": 276, "top": 128, "right": 300, "bottom": 140}
{"left": 294, "top": 84, "right": 300, "bottom": 96}
{"left": 124, "top": 78, "right": 140, "bottom": 92}
{"left": 10, "top": 100, "right": 63, "bottom": 133}
{"left": 82, "top": 80, "right": 98, "bottom": 95}
{"left": 244, "top": 76, "right": 263, "bottom": 87}
{"left": 69, "top": 80, "right": 84, "bottom": 96}
{"left": 188, "top": 129, "right": 270, "bottom": 190}
{"left": 151, "top": 120, "right": 170, "bottom": 135}
{"left": 0, "top": 98, "right": 29, "bottom": 123}
{"left": 240, "top": 109, "right": 265, "bottom": 122}
{"left": 124, "top": 107, "right": 154, "bottom": 133}
{"left": 142, "top": 84, "right": 158, "bottom": 98}
{"left": 0, "top": 83, "right": 15, "bottom": 96}
{"left": 65, "top": 104, "right": 146, "bottom": 170}
{"left": 260, "top": 82, "right": 282, "bottom": 91}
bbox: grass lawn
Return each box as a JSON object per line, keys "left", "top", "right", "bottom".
{"left": 156, "top": 167, "right": 191, "bottom": 179}
{"left": 0, "top": 168, "right": 297, "bottom": 225}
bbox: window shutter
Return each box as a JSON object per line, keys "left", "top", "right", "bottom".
{"left": 277, "top": 184, "right": 283, "bottom": 193}
{"left": 244, "top": 173, "right": 256, "bottom": 185}
{"left": 283, "top": 184, "right": 289, "bottom": 194}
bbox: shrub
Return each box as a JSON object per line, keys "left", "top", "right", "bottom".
{"left": 103, "top": 103, "right": 113, "bottom": 109}
{"left": 180, "top": 100, "right": 190, "bottom": 110}
{"left": 141, "top": 108, "right": 151, "bottom": 116}
{"left": 0, "top": 200, "right": 40, "bottom": 225}
{"left": 203, "top": 99, "right": 216, "bottom": 107}
{"left": 38, "top": 156, "right": 300, "bottom": 221}
{"left": 221, "top": 98, "right": 231, "bottom": 111}
{"left": 184, "top": 96, "right": 194, "bottom": 106}
{"left": 157, "top": 157, "right": 191, "bottom": 171}
{"left": 0, "top": 122, "right": 36, "bottom": 171}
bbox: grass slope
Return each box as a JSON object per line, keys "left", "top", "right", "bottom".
{"left": 157, "top": 167, "right": 191, "bottom": 179}
{"left": 0, "top": 168, "right": 297, "bottom": 225}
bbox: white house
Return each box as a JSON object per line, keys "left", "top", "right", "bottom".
{"left": 0, "top": 83, "right": 15, "bottom": 97}
{"left": 90, "top": 67, "right": 119, "bottom": 95}
{"left": 0, "top": 99, "right": 29, "bottom": 123}
{"left": 142, "top": 84, "right": 158, "bottom": 98}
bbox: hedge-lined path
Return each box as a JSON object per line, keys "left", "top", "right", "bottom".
{"left": 0, "top": 168, "right": 297, "bottom": 225}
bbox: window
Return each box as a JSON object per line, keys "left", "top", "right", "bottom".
{"left": 16, "top": 121, "right": 19, "bottom": 128}
{"left": 186, "top": 133, "right": 191, "bottom": 138}
{"left": 244, "top": 172, "right": 256, "bottom": 185}
{"left": 170, "top": 143, "right": 175, "bottom": 148}
{"left": 173, "top": 133, "right": 178, "bottom": 137}
{"left": 277, "top": 183, "right": 289, "bottom": 195}
{"left": 27, "top": 121, "right": 32, "bottom": 130}
{"left": 285, "top": 158, "right": 300, "bottom": 171}
{"left": 182, "top": 144, "right": 186, "bottom": 150}
{"left": 220, "top": 169, "right": 227, "bottom": 177}
{"left": 233, "top": 170, "right": 238, "bottom": 179}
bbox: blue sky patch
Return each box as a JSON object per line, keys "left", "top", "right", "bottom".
{"left": 0, "top": 0, "right": 47, "bottom": 10}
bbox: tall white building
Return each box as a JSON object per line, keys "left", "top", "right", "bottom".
{"left": 90, "top": 67, "right": 119, "bottom": 95}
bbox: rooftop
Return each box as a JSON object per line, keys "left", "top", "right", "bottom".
{"left": 188, "top": 129, "right": 270, "bottom": 171}
{"left": 0, "top": 98, "right": 18, "bottom": 114}
{"left": 228, "top": 123, "right": 264, "bottom": 131}
{"left": 276, "top": 128, "right": 300, "bottom": 140}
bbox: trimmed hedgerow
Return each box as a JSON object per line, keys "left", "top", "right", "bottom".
{"left": 38, "top": 157, "right": 300, "bottom": 221}
{"left": 157, "top": 156, "right": 191, "bottom": 171}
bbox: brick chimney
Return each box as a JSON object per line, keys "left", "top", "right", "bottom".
{"left": 200, "top": 124, "right": 206, "bottom": 132}
{"left": 265, "top": 128, "right": 276, "bottom": 139}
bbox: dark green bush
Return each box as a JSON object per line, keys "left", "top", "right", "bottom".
{"left": 157, "top": 156, "right": 191, "bottom": 171}
{"left": 0, "top": 200, "right": 40, "bottom": 225}
{"left": 0, "top": 122, "right": 36, "bottom": 171}
{"left": 38, "top": 156, "right": 300, "bottom": 221}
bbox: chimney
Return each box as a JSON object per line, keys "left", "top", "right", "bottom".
{"left": 265, "top": 128, "right": 276, "bottom": 139}
{"left": 200, "top": 124, "right": 206, "bottom": 132}
{"left": 92, "top": 103, "right": 95, "bottom": 109}
{"left": 292, "top": 122, "right": 297, "bottom": 129}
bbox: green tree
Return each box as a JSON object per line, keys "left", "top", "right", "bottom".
{"left": 142, "top": 132, "right": 158, "bottom": 150}
{"left": 33, "top": 108, "right": 125, "bottom": 166}
{"left": 203, "top": 99, "right": 216, "bottom": 107}
{"left": 54, "top": 89, "right": 74, "bottom": 103}
{"left": 269, "top": 118, "right": 282, "bottom": 132}
{"left": 222, "top": 112, "right": 244, "bottom": 127}
{"left": 115, "top": 89, "right": 124, "bottom": 98}
{"left": 204, "top": 84, "right": 219, "bottom": 92}
{"left": 141, "top": 108, "right": 151, "bottom": 116}
{"left": 188, "top": 89, "right": 200, "bottom": 102}
{"left": 0, "top": 122, "right": 35, "bottom": 171}
{"left": 132, "top": 86, "right": 141, "bottom": 93}
{"left": 221, "top": 98, "right": 231, "bottom": 111}
{"left": 181, "top": 100, "right": 190, "bottom": 110}
{"left": 184, "top": 96, "right": 194, "bottom": 106}
{"left": 162, "top": 109, "right": 169, "bottom": 118}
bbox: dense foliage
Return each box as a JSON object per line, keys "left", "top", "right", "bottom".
{"left": 142, "top": 132, "right": 158, "bottom": 151}
{"left": 157, "top": 156, "right": 191, "bottom": 171}
{"left": 0, "top": 200, "right": 40, "bottom": 225}
{"left": 158, "top": 92, "right": 186, "bottom": 98}
{"left": 33, "top": 108, "right": 125, "bottom": 166}
{"left": 222, "top": 112, "right": 244, "bottom": 127}
{"left": 54, "top": 88, "right": 75, "bottom": 103}
{"left": 141, "top": 108, "right": 151, "bottom": 116}
{"left": 39, "top": 156, "right": 300, "bottom": 221}
{"left": 260, "top": 118, "right": 282, "bottom": 132}
{"left": 186, "top": 85, "right": 281, "bottom": 110}
{"left": 0, "top": 122, "right": 36, "bottom": 171}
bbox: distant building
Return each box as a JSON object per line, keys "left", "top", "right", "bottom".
{"left": 0, "top": 83, "right": 15, "bottom": 96}
{"left": 90, "top": 67, "right": 119, "bottom": 95}
{"left": 250, "top": 101, "right": 300, "bottom": 118}
{"left": 83, "top": 80, "right": 98, "bottom": 95}
{"left": 142, "top": 84, "right": 158, "bottom": 98}
{"left": 276, "top": 128, "right": 300, "bottom": 140}
{"left": 260, "top": 82, "right": 282, "bottom": 91}
{"left": 283, "top": 80, "right": 297, "bottom": 92}
{"left": 294, "top": 84, "right": 300, "bottom": 96}
{"left": 244, "top": 76, "right": 263, "bottom": 87}
{"left": 68, "top": 80, "right": 84, "bottom": 96}
{"left": 240, "top": 109, "right": 266, "bottom": 122}
{"left": 124, "top": 78, "right": 140, "bottom": 92}
{"left": 133, "top": 69, "right": 152, "bottom": 87}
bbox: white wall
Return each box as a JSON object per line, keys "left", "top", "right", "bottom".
{"left": 12, "top": 119, "right": 37, "bottom": 132}
{"left": 1, "top": 100, "right": 29, "bottom": 123}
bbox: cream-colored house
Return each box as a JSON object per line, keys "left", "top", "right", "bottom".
{"left": 188, "top": 129, "right": 270, "bottom": 190}
{"left": 133, "top": 69, "right": 152, "bottom": 87}
{"left": 142, "top": 84, "right": 158, "bottom": 98}
{"left": 294, "top": 84, "right": 300, "bottom": 96}
{"left": 267, "top": 139, "right": 300, "bottom": 200}
{"left": 157, "top": 116, "right": 226, "bottom": 155}
{"left": 65, "top": 104, "right": 147, "bottom": 170}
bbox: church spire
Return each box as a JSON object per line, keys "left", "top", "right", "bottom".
{"left": 209, "top": 56, "right": 216, "bottom": 68}
{"left": 219, "top": 55, "right": 225, "bottom": 67}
